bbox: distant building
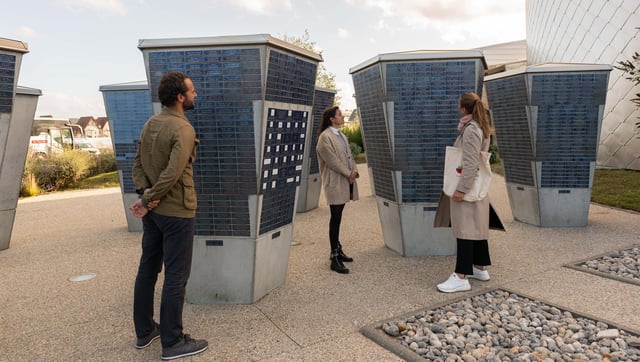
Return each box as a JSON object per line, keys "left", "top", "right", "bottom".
{"left": 95, "top": 117, "right": 111, "bottom": 138}
{"left": 76, "top": 116, "right": 110, "bottom": 138}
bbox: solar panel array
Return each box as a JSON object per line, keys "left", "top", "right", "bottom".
{"left": 145, "top": 46, "right": 316, "bottom": 236}
{"left": 0, "top": 54, "right": 16, "bottom": 113}
{"left": 352, "top": 58, "right": 484, "bottom": 203}
{"left": 486, "top": 71, "right": 609, "bottom": 188}
{"left": 102, "top": 89, "right": 153, "bottom": 193}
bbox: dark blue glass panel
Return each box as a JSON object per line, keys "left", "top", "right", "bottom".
{"left": 265, "top": 50, "right": 317, "bottom": 106}
{"left": 485, "top": 75, "right": 536, "bottom": 186}
{"left": 102, "top": 89, "right": 154, "bottom": 193}
{"left": 259, "top": 108, "right": 308, "bottom": 234}
{"left": 309, "top": 89, "right": 335, "bottom": 174}
{"left": 386, "top": 60, "right": 482, "bottom": 203}
{"left": 0, "top": 54, "right": 16, "bottom": 114}
{"left": 352, "top": 65, "right": 396, "bottom": 202}
{"left": 531, "top": 72, "right": 608, "bottom": 188}
{"left": 147, "top": 48, "right": 262, "bottom": 237}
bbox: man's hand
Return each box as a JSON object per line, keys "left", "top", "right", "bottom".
{"left": 129, "top": 199, "right": 149, "bottom": 218}
{"left": 129, "top": 190, "right": 160, "bottom": 218}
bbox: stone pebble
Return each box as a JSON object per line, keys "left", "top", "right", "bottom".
{"left": 582, "top": 246, "right": 640, "bottom": 281}
{"left": 380, "top": 290, "right": 640, "bottom": 360}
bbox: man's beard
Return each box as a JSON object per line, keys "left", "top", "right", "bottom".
{"left": 183, "top": 99, "right": 195, "bottom": 111}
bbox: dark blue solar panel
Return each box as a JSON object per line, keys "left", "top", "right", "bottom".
{"left": 265, "top": 50, "right": 317, "bottom": 106}
{"left": 486, "top": 71, "right": 609, "bottom": 189}
{"left": 259, "top": 108, "right": 308, "bottom": 234}
{"left": 102, "top": 89, "right": 153, "bottom": 193}
{"left": 0, "top": 54, "right": 16, "bottom": 113}
{"left": 531, "top": 72, "right": 608, "bottom": 188}
{"left": 485, "top": 75, "right": 536, "bottom": 186}
{"left": 147, "top": 48, "right": 262, "bottom": 236}
{"left": 352, "top": 65, "right": 396, "bottom": 202}
{"left": 146, "top": 46, "right": 317, "bottom": 237}
{"left": 386, "top": 60, "right": 482, "bottom": 203}
{"left": 309, "top": 89, "right": 335, "bottom": 174}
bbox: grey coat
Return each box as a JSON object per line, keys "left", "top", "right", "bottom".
{"left": 316, "top": 128, "right": 359, "bottom": 205}
{"left": 434, "top": 121, "right": 505, "bottom": 239}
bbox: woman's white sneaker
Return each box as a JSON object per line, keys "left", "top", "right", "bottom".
{"left": 437, "top": 273, "right": 471, "bottom": 293}
{"left": 467, "top": 267, "right": 490, "bottom": 281}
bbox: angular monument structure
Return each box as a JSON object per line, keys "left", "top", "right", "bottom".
{"left": 138, "top": 34, "right": 321, "bottom": 303}
{"left": 485, "top": 64, "right": 612, "bottom": 227}
{"left": 99, "top": 81, "right": 153, "bottom": 232}
{"left": 0, "top": 38, "right": 40, "bottom": 251}
{"left": 350, "top": 51, "right": 487, "bottom": 256}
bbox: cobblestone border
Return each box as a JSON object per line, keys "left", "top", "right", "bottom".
{"left": 564, "top": 243, "right": 640, "bottom": 287}
{"left": 361, "top": 287, "right": 640, "bottom": 361}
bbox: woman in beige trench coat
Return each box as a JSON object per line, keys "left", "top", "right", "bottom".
{"left": 434, "top": 93, "right": 505, "bottom": 293}
{"left": 316, "top": 106, "right": 359, "bottom": 274}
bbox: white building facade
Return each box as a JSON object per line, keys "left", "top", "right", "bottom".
{"left": 526, "top": 0, "right": 640, "bottom": 170}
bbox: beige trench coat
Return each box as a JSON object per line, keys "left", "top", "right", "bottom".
{"left": 434, "top": 121, "right": 504, "bottom": 239}
{"left": 316, "top": 128, "right": 359, "bottom": 205}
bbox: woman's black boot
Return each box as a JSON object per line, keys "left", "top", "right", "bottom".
{"left": 330, "top": 251, "right": 349, "bottom": 274}
{"left": 337, "top": 246, "right": 353, "bottom": 262}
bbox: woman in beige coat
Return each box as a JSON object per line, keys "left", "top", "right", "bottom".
{"left": 316, "top": 106, "right": 359, "bottom": 274}
{"left": 435, "top": 92, "right": 504, "bottom": 292}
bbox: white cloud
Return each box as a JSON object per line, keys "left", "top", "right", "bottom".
{"left": 36, "top": 92, "right": 106, "bottom": 119}
{"left": 58, "top": 0, "right": 127, "bottom": 15}
{"left": 17, "top": 26, "right": 38, "bottom": 39}
{"left": 227, "top": 0, "right": 292, "bottom": 15}
{"left": 336, "top": 80, "right": 356, "bottom": 109}
{"left": 337, "top": 28, "right": 350, "bottom": 39}
{"left": 346, "top": 0, "right": 525, "bottom": 45}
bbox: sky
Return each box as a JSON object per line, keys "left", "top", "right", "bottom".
{"left": 3, "top": 0, "right": 526, "bottom": 118}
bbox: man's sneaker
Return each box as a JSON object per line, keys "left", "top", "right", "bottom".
{"left": 135, "top": 322, "right": 160, "bottom": 349}
{"left": 437, "top": 273, "right": 471, "bottom": 293}
{"left": 161, "top": 334, "right": 208, "bottom": 360}
{"left": 467, "top": 266, "right": 490, "bottom": 281}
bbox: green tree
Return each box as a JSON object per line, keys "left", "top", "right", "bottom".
{"left": 615, "top": 50, "right": 640, "bottom": 131}
{"left": 279, "top": 30, "right": 341, "bottom": 105}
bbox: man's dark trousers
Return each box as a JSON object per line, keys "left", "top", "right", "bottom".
{"left": 134, "top": 212, "right": 194, "bottom": 347}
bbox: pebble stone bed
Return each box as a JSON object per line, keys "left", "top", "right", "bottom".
{"left": 378, "top": 290, "right": 640, "bottom": 361}
{"left": 579, "top": 245, "right": 640, "bottom": 283}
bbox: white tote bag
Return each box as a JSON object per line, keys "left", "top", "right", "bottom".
{"left": 442, "top": 146, "right": 492, "bottom": 202}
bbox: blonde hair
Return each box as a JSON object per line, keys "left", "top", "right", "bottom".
{"left": 459, "top": 92, "right": 493, "bottom": 137}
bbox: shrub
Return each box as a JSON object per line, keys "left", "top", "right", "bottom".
{"left": 29, "top": 150, "right": 93, "bottom": 191}
{"left": 88, "top": 149, "right": 117, "bottom": 176}
{"left": 342, "top": 123, "right": 364, "bottom": 152}
{"left": 489, "top": 143, "right": 501, "bottom": 164}
{"left": 20, "top": 167, "right": 42, "bottom": 197}
{"left": 349, "top": 142, "right": 362, "bottom": 157}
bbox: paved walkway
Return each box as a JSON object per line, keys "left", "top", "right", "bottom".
{"left": 2, "top": 165, "right": 639, "bottom": 361}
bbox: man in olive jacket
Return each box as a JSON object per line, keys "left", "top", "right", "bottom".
{"left": 129, "top": 71, "right": 208, "bottom": 360}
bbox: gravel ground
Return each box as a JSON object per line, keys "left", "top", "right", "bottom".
{"left": 378, "top": 290, "right": 640, "bottom": 361}
{"left": 580, "top": 245, "right": 640, "bottom": 282}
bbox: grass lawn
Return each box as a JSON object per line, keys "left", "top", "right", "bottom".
{"left": 592, "top": 169, "right": 640, "bottom": 212}
{"left": 76, "top": 171, "right": 120, "bottom": 189}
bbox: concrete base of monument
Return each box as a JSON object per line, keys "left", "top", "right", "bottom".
{"left": 186, "top": 223, "right": 293, "bottom": 304}
{"left": 120, "top": 191, "right": 143, "bottom": 232}
{"left": 376, "top": 198, "right": 456, "bottom": 257}
{"left": 0, "top": 209, "right": 16, "bottom": 251}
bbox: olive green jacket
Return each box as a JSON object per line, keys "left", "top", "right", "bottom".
{"left": 132, "top": 108, "right": 199, "bottom": 218}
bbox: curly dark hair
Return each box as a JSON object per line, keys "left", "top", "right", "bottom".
{"left": 158, "top": 71, "right": 189, "bottom": 107}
